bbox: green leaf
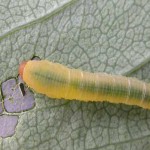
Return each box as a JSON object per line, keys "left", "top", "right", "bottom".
{"left": 0, "top": 0, "right": 150, "bottom": 149}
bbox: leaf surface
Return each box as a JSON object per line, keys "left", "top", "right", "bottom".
{"left": 0, "top": 0, "right": 150, "bottom": 149}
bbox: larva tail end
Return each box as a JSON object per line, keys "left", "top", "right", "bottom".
{"left": 19, "top": 61, "right": 28, "bottom": 79}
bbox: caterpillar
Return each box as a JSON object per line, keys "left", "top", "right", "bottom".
{"left": 19, "top": 60, "right": 150, "bottom": 109}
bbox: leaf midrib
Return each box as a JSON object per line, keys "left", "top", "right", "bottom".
{"left": 0, "top": 0, "right": 78, "bottom": 42}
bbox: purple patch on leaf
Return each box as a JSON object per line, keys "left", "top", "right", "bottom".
{"left": 0, "top": 115, "right": 18, "bottom": 138}
{"left": 2, "top": 79, "right": 16, "bottom": 96}
{"left": 2, "top": 78, "right": 35, "bottom": 113}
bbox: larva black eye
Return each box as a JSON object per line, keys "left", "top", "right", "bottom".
{"left": 19, "top": 83, "right": 26, "bottom": 96}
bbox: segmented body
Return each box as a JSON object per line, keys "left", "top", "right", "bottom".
{"left": 22, "top": 60, "right": 150, "bottom": 109}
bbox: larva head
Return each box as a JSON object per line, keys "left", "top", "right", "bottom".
{"left": 19, "top": 61, "right": 28, "bottom": 80}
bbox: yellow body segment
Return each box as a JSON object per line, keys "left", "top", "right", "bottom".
{"left": 23, "top": 60, "right": 150, "bottom": 109}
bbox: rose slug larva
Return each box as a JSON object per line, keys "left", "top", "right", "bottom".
{"left": 19, "top": 60, "right": 150, "bottom": 109}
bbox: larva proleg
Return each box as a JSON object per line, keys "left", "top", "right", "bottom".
{"left": 19, "top": 60, "right": 150, "bottom": 109}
